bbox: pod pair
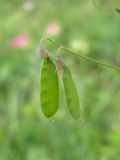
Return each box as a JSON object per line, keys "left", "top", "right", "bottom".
{"left": 40, "top": 46, "right": 80, "bottom": 119}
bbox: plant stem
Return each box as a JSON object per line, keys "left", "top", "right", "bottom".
{"left": 40, "top": 37, "right": 120, "bottom": 71}
{"left": 47, "top": 38, "right": 120, "bottom": 70}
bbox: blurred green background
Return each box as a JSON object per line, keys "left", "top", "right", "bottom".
{"left": 0, "top": 0, "right": 120, "bottom": 160}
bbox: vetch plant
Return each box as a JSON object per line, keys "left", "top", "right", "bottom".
{"left": 39, "top": 37, "right": 120, "bottom": 119}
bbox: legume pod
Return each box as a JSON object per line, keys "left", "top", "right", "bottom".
{"left": 40, "top": 57, "right": 59, "bottom": 117}
{"left": 62, "top": 65, "right": 80, "bottom": 119}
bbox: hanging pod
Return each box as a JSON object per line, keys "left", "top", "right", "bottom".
{"left": 62, "top": 64, "right": 80, "bottom": 119}
{"left": 40, "top": 53, "right": 59, "bottom": 117}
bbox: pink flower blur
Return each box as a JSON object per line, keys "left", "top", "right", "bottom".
{"left": 46, "top": 22, "right": 60, "bottom": 35}
{"left": 23, "top": 1, "right": 34, "bottom": 10}
{"left": 9, "top": 34, "right": 29, "bottom": 48}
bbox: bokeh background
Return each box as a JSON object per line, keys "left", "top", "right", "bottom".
{"left": 0, "top": 0, "right": 120, "bottom": 160}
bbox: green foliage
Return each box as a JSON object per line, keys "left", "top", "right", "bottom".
{"left": 0, "top": 0, "right": 120, "bottom": 160}
{"left": 93, "top": 0, "right": 120, "bottom": 12}
{"left": 115, "top": 8, "right": 120, "bottom": 14}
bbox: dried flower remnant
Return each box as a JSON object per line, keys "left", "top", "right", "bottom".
{"left": 39, "top": 46, "right": 48, "bottom": 59}
{"left": 56, "top": 55, "right": 63, "bottom": 79}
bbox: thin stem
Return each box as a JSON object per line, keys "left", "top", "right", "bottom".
{"left": 41, "top": 37, "right": 120, "bottom": 71}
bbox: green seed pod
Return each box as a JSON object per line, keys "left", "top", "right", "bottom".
{"left": 40, "top": 57, "right": 59, "bottom": 117}
{"left": 62, "top": 65, "right": 80, "bottom": 119}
